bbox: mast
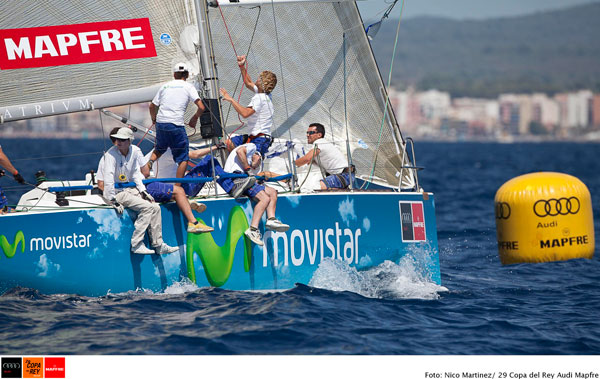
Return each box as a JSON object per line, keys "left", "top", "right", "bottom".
{"left": 194, "top": 0, "right": 225, "bottom": 196}
{"left": 194, "top": 0, "right": 219, "bottom": 98}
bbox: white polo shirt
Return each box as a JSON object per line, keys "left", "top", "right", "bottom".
{"left": 224, "top": 144, "right": 262, "bottom": 175}
{"left": 245, "top": 85, "right": 273, "bottom": 136}
{"left": 314, "top": 140, "right": 348, "bottom": 175}
{"left": 152, "top": 80, "right": 200, "bottom": 126}
{"left": 100, "top": 145, "right": 146, "bottom": 200}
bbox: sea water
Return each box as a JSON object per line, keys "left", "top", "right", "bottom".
{"left": 1, "top": 140, "right": 599, "bottom": 354}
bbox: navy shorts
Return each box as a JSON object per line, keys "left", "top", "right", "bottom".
{"left": 245, "top": 183, "right": 265, "bottom": 198}
{"left": 155, "top": 122, "right": 189, "bottom": 164}
{"left": 322, "top": 172, "right": 355, "bottom": 189}
{"left": 146, "top": 182, "right": 174, "bottom": 203}
{"left": 231, "top": 135, "right": 271, "bottom": 155}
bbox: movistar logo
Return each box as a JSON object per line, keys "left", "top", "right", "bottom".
{"left": 186, "top": 206, "right": 252, "bottom": 287}
{"left": 0, "top": 231, "right": 25, "bottom": 258}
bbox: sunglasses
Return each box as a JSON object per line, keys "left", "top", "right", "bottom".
{"left": 306, "top": 131, "right": 318, "bottom": 135}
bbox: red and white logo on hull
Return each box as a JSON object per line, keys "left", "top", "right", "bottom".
{"left": 0, "top": 18, "right": 156, "bottom": 70}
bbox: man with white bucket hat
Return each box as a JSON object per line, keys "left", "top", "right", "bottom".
{"left": 101, "top": 127, "right": 178, "bottom": 255}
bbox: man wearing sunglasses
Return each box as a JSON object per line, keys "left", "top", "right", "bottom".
{"left": 295, "top": 123, "right": 355, "bottom": 190}
{"left": 100, "top": 127, "right": 179, "bottom": 255}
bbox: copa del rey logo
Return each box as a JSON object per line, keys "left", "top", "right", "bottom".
{"left": 0, "top": 18, "right": 157, "bottom": 70}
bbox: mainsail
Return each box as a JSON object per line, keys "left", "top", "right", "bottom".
{"left": 0, "top": 0, "right": 415, "bottom": 189}
{"left": 208, "top": 0, "right": 414, "bottom": 188}
{"left": 0, "top": 0, "right": 200, "bottom": 121}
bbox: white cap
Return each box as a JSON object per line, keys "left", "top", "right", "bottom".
{"left": 173, "top": 62, "right": 189, "bottom": 73}
{"left": 110, "top": 128, "right": 134, "bottom": 141}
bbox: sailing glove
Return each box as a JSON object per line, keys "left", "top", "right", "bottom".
{"left": 111, "top": 200, "right": 124, "bottom": 215}
{"left": 0, "top": 169, "right": 5, "bottom": 178}
{"left": 141, "top": 190, "right": 154, "bottom": 203}
{"left": 13, "top": 172, "right": 25, "bottom": 184}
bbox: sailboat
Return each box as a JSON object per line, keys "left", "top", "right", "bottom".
{"left": 0, "top": 0, "right": 440, "bottom": 296}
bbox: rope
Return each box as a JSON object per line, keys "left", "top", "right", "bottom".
{"left": 269, "top": 0, "right": 291, "bottom": 142}
{"left": 296, "top": 145, "right": 317, "bottom": 191}
{"left": 365, "top": 0, "right": 405, "bottom": 190}
{"left": 11, "top": 151, "right": 104, "bottom": 162}
{"left": 136, "top": 123, "right": 155, "bottom": 147}
{"left": 216, "top": 1, "right": 262, "bottom": 137}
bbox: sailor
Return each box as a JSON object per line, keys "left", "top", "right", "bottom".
{"left": 100, "top": 127, "right": 178, "bottom": 255}
{"left": 295, "top": 123, "right": 355, "bottom": 190}
{"left": 220, "top": 55, "right": 277, "bottom": 156}
{"left": 0, "top": 144, "right": 25, "bottom": 214}
{"left": 147, "top": 62, "right": 205, "bottom": 182}
{"left": 223, "top": 143, "right": 289, "bottom": 246}
{"left": 96, "top": 128, "right": 214, "bottom": 234}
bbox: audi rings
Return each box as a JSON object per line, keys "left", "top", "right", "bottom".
{"left": 495, "top": 202, "right": 511, "bottom": 219}
{"left": 533, "top": 197, "right": 580, "bottom": 217}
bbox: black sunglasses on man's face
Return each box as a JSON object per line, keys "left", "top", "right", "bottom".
{"left": 306, "top": 131, "right": 318, "bottom": 135}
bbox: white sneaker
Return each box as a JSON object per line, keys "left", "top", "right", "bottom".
{"left": 155, "top": 243, "right": 179, "bottom": 255}
{"left": 132, "top": 244, "right": 155, "bottom": 255}
{"left": 189, "top": 201, "right": 206, "bottom": 213}
{"left": 244, "top": 228, "right": 264, "bottom": 246}
{"left": 231, "top": 177, "right": 256, "bottom": 199}
{"left": 265, "top": 218, "right": 289, "bottom": 232}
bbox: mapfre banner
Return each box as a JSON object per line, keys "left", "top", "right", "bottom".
{"left": 0, "top": 18, "right": 156, "bottom": 70}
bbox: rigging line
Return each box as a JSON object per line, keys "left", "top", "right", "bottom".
{"left": 268, "top": 0, "right": 291, "bottom": 142}
{"left": 99, "top": 109, "right": 108, "bottom": 156}
{"left": 365, "top": 0, "right": 404, "bottom": 190}
{"left": 216, "top": 3, "right": 261, "bottom": 137}
{"left": 11, "top": 151, "right": 105, "bottom": 162}
{"left": 136, "top": 123, "right": 154, "bottom": 147}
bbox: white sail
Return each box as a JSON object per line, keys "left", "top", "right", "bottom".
{"left": 207, "top": 1, "right": 413, "bottom": 187}
{"left": 0, "top": 0, "right": 415, "bottom": 188}
{"left": 0, "top": 0, "right": 201, "bottom": 122}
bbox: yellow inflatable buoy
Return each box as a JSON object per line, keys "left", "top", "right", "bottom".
{"left": 495, "top": 172, "right": 595, "bottom": 265}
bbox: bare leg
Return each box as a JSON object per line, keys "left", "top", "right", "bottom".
{"left": 175, "top": 161, "right": 187, "bottom": 186}
{"left": 250, "top": 191, "right": 270, "bottom": 228}
{"left": 172, "top": 186, "right": 196, "bottom": 224}
{"left": 320, "top": 180, "right": 327, "bottom": 190}
{"left": 189, "top": 145, "right": 217, "bottom": 160}
{"left": 148, "top": 150, "right": 163, "bottom": 168}
{"left": 265, "top": 186, "right": 278, "bottom": 219}
{"left": 225, "top": 138, "right": 235, "bottom": 152}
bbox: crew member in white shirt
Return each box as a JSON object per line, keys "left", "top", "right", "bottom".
{"left": 100, "top": 128, "right": 178, "bottom": 255}
{"left": 224, "top": 143, "right": 289, "bottom": 246}
{"left": 96, "top": 131, "right": 213, "bottom": 235}
{"left": 220, "top": 55, "right": 277, "bottom": 156}
{"left": 295, "top": 123, "right": 355, "bottom": 190}
{"left": 147, "top": 62, "right": 205, "bottom": 182}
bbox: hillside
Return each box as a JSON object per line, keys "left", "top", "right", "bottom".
{"left": 369, "top": 3, "right": 600, "bottom": 97}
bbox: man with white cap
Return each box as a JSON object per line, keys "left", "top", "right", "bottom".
{"left": 101, "top": 127, "right": 178, "bottom": 255}
{"left": 147, "top": 62, "right": 205, "bottom": 182}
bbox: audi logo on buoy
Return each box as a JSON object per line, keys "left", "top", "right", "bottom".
{"left": 495, "top": 202, "right": 511, "bottom": 219}
{"left": 533, "top": 197, "right": 580, "bottom": 217}
{"left": 2, "top": 363, "right": 20, "bottom": 369}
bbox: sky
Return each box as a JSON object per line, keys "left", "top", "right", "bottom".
{"left": 357, "top": 0, "right": 600, "bottom": 23}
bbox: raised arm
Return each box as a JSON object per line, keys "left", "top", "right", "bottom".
{"left": 237, "top": 55, "right": 255, "bottom": 91}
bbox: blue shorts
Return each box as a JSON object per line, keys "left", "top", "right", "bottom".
{"left": 322, "top": 173, "right": 355, "bottom": 189}
{"left": 245, "top": 183, "right": 265, "bottom": 198}
{"left": 231, "top": 135, "right": 271, "bottom": 155}
{"left": 183, "top": 155, "right": 234, "bottom": 196}
{"left": 155, "top": 122, "right": 189, "bottom": 164}
{"left": 146, "top": 182, "right": 174, "bottom": 203}
{"left": 0, "top": 186, "right": 7, "bottom": 209}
